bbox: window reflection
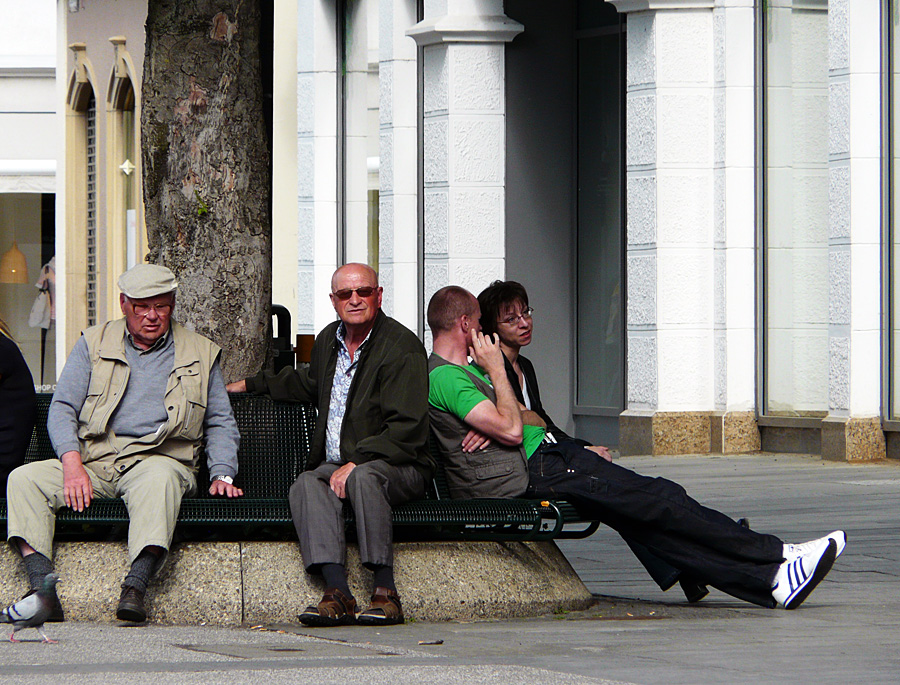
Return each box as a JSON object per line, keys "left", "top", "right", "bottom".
{"left": 764, "top": 1, "right": 830, "bottom": 417}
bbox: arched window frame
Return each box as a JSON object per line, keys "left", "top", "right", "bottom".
{"left": 105, "top": 36, "right": 146, "bottom": 319}
{"left": 64, "top": 42, "right": 99, "bottom": 344}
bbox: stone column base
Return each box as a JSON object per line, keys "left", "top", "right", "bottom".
{"left": 0, "top": 540, "right": 592, "bottom": 625}
{"left": 619, "top": 410, "right": 760, "bottom": 456}
{"left": 821, "top": 417, "right": 886, "bottom": 462}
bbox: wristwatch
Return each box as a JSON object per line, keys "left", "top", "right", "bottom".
{"left": 213, "top": 475, "right": 234, "bottom": 485}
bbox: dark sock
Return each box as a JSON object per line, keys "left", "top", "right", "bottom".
{"left": 321, "top": 563, "right": 352, "bottom": 597}
{"left": 122, "top": 549, "right": 158, "bottom": 594}
{"left": 371, "top": 564, "right": 396, "bottom": 593}
{"left": 23, "top": 552, "right": 53, "bottom": 591}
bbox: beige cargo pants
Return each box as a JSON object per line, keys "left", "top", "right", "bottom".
{"left": 6, "top": 455, "right": 197, "bottom": 565}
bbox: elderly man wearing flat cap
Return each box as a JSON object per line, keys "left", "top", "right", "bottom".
{"left": 6, "top": 264, "right": 242, "bottom": 623}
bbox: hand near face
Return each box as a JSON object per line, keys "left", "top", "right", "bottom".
{"left": 467, "top": 329, "right": 505, "bottom": 376}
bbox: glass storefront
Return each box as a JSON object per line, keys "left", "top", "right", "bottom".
{"left": 763, "top": 0, "right": 830, "bottom": 417}
{"left": 0, "top": 193, "right": 56, "bottom": 390}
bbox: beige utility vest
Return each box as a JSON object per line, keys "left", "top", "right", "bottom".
{"left": 77, "top": 319, "right": 221, "bottom": 477}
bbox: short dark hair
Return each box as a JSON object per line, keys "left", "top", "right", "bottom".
{"left": 477, "top": 281, "right": 529, "bottom": 339}
{"left": 427, "top": 286, "right": 477, "bottom": 333}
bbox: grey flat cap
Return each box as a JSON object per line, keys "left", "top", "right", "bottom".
{"left": 118, "top": 264, "right": 178, "bottom": 299}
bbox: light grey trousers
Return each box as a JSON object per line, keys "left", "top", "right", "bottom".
{"left": 289, "top": 460, "right": 426, "bottom": 571}
{"left": 6, "top": 455, "right": 197, "bottom": 565}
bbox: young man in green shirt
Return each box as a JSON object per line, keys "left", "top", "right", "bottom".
{"left": 427, "top": 285, "right": 845, "bottom": 610}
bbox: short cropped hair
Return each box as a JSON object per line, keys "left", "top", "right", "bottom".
{"left": 427, "top": 286, "right": 477, "bottom": 333}
{"left": 477, "top": 280, "right": 529, "bottom": 339}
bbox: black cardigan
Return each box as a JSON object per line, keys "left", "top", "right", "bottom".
{"left": 0, "top": 335, "right": 36, "bottom": 496}
{"left": 503, "top": 353, "right": 578, "bottom": 443}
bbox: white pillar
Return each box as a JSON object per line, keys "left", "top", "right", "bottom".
{"left": 614, "top": 1, "right": 759, "bottom": 453}
{"left": 614, "top": 2, "right": 718, "bottom": 453}
{"left": 378, "top": 0, "right": 420, "bottom": 330}
{"left": 823, "top": 0, "right": 884, "bottom": 460}
{"left": 297, "top": 0, "right": 339, "bottom": 334}
{"left": 407, "top": 0, "right": 523, "bottom": 338}
{"left": 714, "top": 1, "right": 756, "bottom": 418}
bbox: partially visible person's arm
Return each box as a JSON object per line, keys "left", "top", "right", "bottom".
{"left": 204, "top": 360, "right": 243, "bottom": 497}
{"left": 520, "top": 409, "right": 546, "bottom": 428}
{"left": 47, "top": 337, "right": 94, "bottom": 510}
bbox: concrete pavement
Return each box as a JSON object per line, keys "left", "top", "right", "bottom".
{"left": 4, "top": 452, "right": 899, "bottom": 684}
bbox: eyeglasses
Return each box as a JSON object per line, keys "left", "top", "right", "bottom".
{"left": 332, "top": 286, "right": 378, "bottom": 300}
{"left": 498, "top": 307, "right": 534, "bottom": 326}
{"left": 130, "top": 302, "right": 173, "bottom": 317}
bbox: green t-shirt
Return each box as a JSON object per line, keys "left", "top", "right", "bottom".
{"left": 428, "top": 363, "right": 545, "bottom": 458}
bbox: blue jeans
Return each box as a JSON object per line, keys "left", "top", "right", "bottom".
{"left": 526, "top": 439, "right": 784, "bottom": 607}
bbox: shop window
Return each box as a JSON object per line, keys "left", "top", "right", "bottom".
{"left": 0, "top": 193, "right": 56, "bottom": 388}
{"left": 86, "top": 95, "right": 97, "bottom": 326}
{"left": 762, "top": 1, "right": 830, "bottom": 418}
{"left": 574, "top": 3, "right": 626, "bottom": 442}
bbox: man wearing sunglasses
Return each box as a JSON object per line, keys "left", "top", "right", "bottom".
{"left": 6, "top": 264, "right": 242, "bottom": 624}
{"left": 230, "top": 263, "right": 432, "bottom": 627}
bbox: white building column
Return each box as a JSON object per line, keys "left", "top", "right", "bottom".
{"left": 407, "top": 0, "right": 522, "bottom": 342}
{"left": 613, "top": 1, "right": 757, "bottom": 454}
{"left": 714, "top": 1, "right": 759, "bottom": 452}
{"left": 823, "top": 0, "right": 884, "bottom": 460}
{"left": 296, "top": 0, "right": 339, "bottom": 334}
{"left": 378, "top": 0, "right": 419, "bottom": 330}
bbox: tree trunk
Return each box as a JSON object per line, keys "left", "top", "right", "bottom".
{"left": 142, "top": 0, "right": 270, "bottom": 383}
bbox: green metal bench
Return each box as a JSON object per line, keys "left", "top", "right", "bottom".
{"left": 0, "top": 394, "right": 599, "bottom": 542}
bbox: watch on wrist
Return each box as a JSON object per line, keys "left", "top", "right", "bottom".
{"left": 213, "top": 475, "right": 234, "bottom": 485}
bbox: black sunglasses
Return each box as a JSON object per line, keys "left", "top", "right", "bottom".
{"left": 332, "top": 286, "right": 378, "bottom": 300}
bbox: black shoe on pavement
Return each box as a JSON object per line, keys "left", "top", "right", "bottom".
{"left": 116, "top": 586, "right": 147, "bottom": 623}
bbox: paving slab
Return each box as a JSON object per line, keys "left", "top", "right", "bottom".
{"left": 3, "top": 453, "right": 899, "bottom": 684}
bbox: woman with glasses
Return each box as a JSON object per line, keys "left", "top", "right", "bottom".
{"left": 476, "top": 280, "right": 713, "bottom": 603}
{"left": 0, "top": 314, "right": 37, "bottom": 497}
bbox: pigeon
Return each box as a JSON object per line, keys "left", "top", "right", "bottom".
{"left": 1, "top": 573, "right": 60, "bottom": 643}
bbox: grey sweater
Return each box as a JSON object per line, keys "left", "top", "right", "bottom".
{"left": 48, "top": 330, "right": 239, "bottom": 480}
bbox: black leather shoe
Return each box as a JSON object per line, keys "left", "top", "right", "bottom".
{"left": 679, "top": 577, "right": 709, "bottom": 603}
{"left": 116, "top": 586, "right": 147, "bottom": 623}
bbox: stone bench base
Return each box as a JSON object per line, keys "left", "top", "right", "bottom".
{"left": 0, "top": 541, "right": 592, "bottom": 625}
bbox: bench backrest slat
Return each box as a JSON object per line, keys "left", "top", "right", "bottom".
{"left": 27, "top": 393, "right": 316, "bottom": 499}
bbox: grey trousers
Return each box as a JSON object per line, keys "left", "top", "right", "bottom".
{"left": 289, "top": 460, "right": 426, "bottom": 571}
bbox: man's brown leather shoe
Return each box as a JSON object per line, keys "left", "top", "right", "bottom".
{"left": 116, "top": 586, "right": 147, "bottom": 623}
{"left": 357, "top": 587, "right": 404, "bottom": 626}
{"left": 298, "top": 588, "right": 357, "bottom": 627}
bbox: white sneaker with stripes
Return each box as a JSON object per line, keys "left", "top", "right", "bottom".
{"left": 772, "top": 537, "right": 838, "bottom": 610}
{"left": 783, "top": 531, "right": 846, "bottom": 561}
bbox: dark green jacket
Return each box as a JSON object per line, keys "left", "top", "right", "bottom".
{"left": 246, "top": 310, "right": 433, "bottom": 481}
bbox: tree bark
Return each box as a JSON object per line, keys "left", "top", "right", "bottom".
{"left": 142, "top": 0, "right": 270, "bottom": 383}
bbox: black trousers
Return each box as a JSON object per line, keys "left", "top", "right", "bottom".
{"left": 526, "top": 440, "right": 784, "bottom": 607}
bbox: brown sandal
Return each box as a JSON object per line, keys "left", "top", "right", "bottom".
{"left": 298, "top": 588, "right": 357, "bottom": 627}
{"left": 357, "top": 587, "right": 404, "bottom": 626}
